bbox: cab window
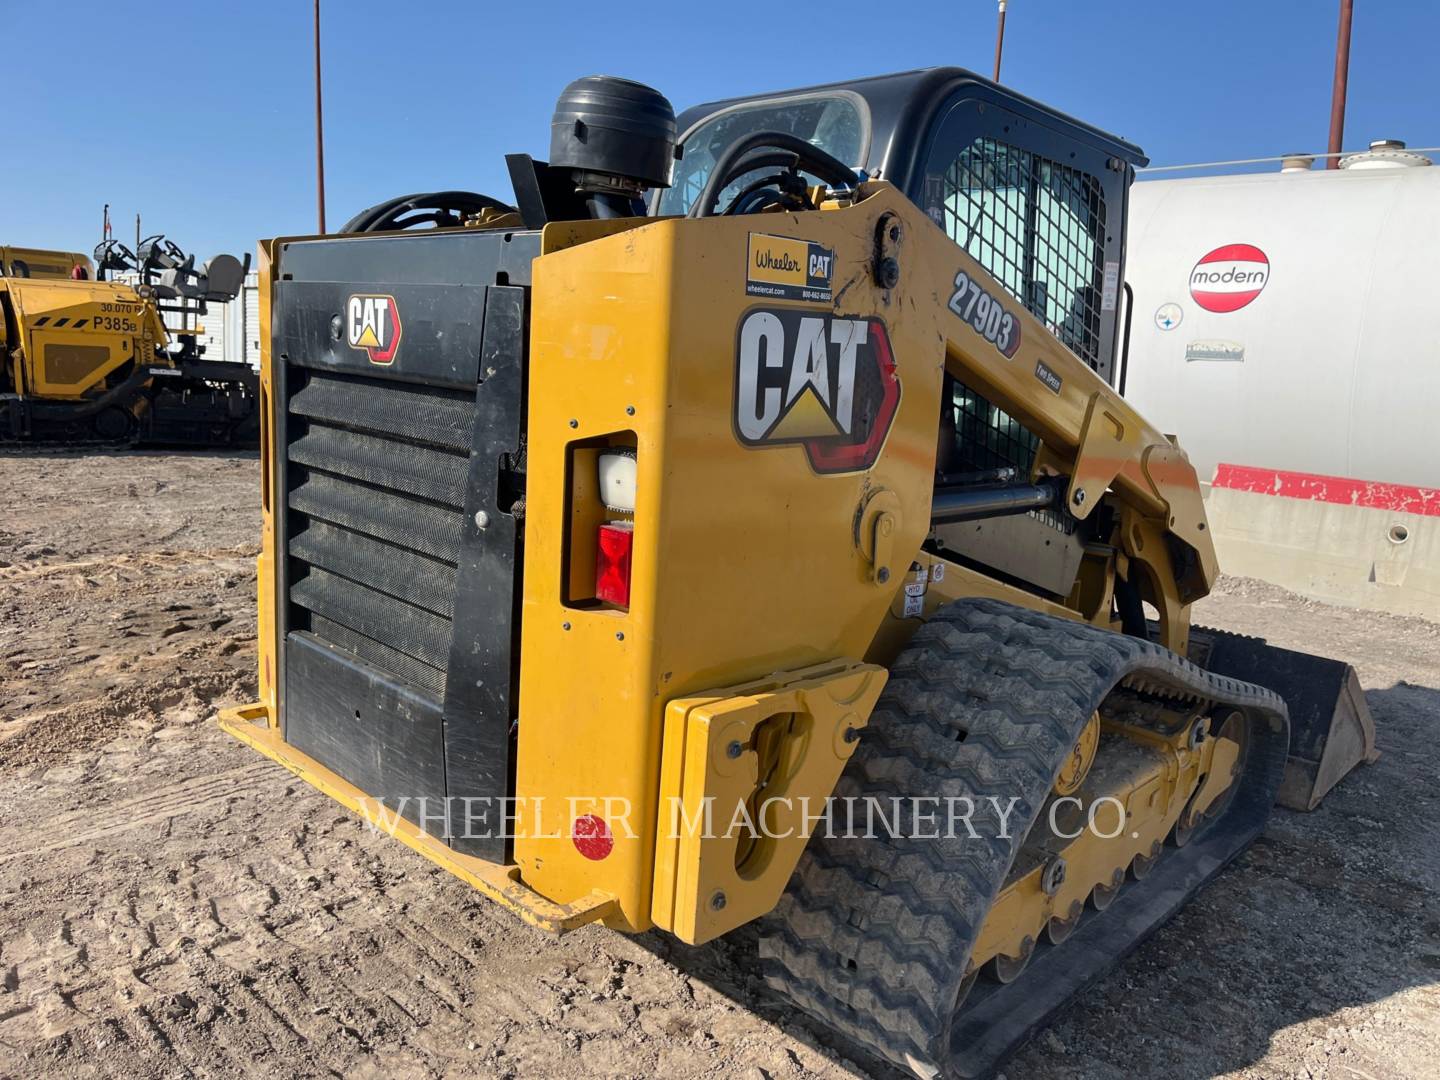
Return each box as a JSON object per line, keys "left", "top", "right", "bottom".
{"left": 659, "top": 94, "right": 866, "bottom": 217}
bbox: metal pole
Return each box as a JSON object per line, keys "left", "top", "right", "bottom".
{"left": 1326, "top": 0, "right": 1354, "bottom": 169}
{"left": 314, "top": 0, "right": 328, "bottom": 232}
{"left": 993, "top": 0, "right": 1008, "bottom": 82}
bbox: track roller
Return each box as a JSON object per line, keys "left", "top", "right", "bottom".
{"left": 1045, "top": 901, "right": 1083, "bottom": 946}
{"left": 1090, "top": 868, "right": 1125, "bottom": 911}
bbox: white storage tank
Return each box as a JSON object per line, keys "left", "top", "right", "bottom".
{"left": 1123, "top": 146, "right": 1438, "bottom": 490}
{"left": 1122, "top": 147, "right": 1440, "bottom": 619}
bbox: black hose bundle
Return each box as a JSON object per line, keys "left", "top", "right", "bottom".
{"left": 340, "top": 191, "right": 516, "bottom": 233}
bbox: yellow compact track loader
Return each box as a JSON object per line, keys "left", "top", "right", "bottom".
{"left": 222, "top": 69, "right": 1377, "bottom": 1077}
{"left": 0, "top": 238, "right": 257, "bottom": 446}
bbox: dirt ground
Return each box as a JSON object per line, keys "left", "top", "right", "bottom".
{"left": 1, "top": 450, "right": 1437, "bottom": 1080}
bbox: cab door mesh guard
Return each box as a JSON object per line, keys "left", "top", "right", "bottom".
{"left": 939, "top": 136, "right": 1110, "bottom": 480}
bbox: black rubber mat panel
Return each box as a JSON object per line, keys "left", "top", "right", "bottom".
{"left": 285, "top": 631, "right": 447, "bottom": 827}
{"left": 290, "top": 566, "right": 452, "bottom": 673}
{"left": 289, "top": 422, "right": 469, "bottom": 506}
{"left": 289, "top": 519, "right": 457, "bottom": 620}
{"left": 308, "top": 614, "right": 447, "bottom": 699}
{"left": 289, "top": 369, "right": 475, "bottom": 451}
{"left": 288, "top": 471, "right": 464, "bottom": 565}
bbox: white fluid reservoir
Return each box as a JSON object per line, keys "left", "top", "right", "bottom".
{"left": 1122, "top": 162, "right": 1440, "bottom": 489}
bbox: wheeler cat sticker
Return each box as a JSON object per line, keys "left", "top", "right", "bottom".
{"left": 346, "top": 293, "right": 403, "bottom": 365}
{"left": 948, "top": 270, "right": 1021, "bottom": 358}
{"left": 734, "top": 308, "right": 899, "bottom": 474}
{"left": 746, "top": 233, "right": 834, "bottom": 303}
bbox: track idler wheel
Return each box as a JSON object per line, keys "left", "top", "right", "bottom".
{"left": 1174, "top": 710, "right": 1250, "bottom": 848}
{"left": 1052, "top": 712, "right": 1100, "bottom": 796}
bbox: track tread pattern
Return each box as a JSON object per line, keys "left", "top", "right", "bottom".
{"left": 758, "top": 597, "right": 1287, "bottom": 1076}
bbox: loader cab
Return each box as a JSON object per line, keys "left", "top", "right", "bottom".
{"left": 666, "top": 67, "right": 1146, "bottom": 387}
{"left": 667, "top": 69, "right": 1147, "bottom": 599}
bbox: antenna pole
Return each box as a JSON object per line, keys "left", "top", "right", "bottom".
{"left": 1326, "top": 0, "right": 1354, "bottom": 169}
{"left": 993, "top": 0, "right": 1008, "bottom": 82}
{"left": 314, "top": 0, "right": 328, "bottom": 232}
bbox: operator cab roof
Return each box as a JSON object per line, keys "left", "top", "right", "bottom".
{"left": 671, "top": 66, "right": 1147, "bottom": 201}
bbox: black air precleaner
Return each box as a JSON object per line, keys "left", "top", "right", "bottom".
{"left": 550, "top": 76, "right": 677, "bottom": 216}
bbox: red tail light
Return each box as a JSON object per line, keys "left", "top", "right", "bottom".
{"left": 595, "top": 522, "right": 634, "bottom": 608}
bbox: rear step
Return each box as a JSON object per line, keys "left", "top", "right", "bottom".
{"left": 1190, "top": 626, "right": 1379, "bottom": 811}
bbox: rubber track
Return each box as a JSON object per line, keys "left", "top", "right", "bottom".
{"left": 757, "top": 597, "right": 1289, "bottom": 1078}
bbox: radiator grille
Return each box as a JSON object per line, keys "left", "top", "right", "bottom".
{"left": 285, "top": 368, "right": 474, "bottom": 699}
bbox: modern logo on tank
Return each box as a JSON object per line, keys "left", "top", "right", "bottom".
{"left": 346, "top": 293, "right": 403, "bottom": 365}
{"left": 1189, "top": 244, "right": 1269, "bottom": 313}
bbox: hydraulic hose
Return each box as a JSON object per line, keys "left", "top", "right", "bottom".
{"left": 690, "top": 132, "right": 858, "bottom": 218}
{"left": 340, "top": 191, "right": 515, "bottom": 233}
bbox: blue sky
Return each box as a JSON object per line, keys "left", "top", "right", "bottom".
{"left": 3, "top": 0, "right": 1436, "bottom": 262}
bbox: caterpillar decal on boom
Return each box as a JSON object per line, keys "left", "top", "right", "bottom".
{"left": 221, "top": 69, "right": 1377, "bottom": 1077}
{"left": 0, "top": 235, "right": 258, "bottom": 447}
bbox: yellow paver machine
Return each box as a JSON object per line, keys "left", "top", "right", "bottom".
{"left": 222, "top": 70, "right": 1377, "bottom": 1077}
{"left": 0, "top": 238, "right": 256, "bottom": 446}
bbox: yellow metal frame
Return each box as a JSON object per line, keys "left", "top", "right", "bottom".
{"left": 217, "top": 704, "right": 616, "bottom": 933}
{"left": 970, "top": 712, "right": 1239, "bottom": 970}
{"left": 651, "top": 659, "right": 887, "bottom": 944}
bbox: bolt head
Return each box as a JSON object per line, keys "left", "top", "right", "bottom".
{"left": 626, "top": 405, "right": 636, "bottom": 416}
{"left": 876, "top": 566, "right": 891, "bottom": 584}
{"left": 615, "top": 631, "right": 625, "bottom": 641}
{"left": 474, "top": 510, "right": 490, "bottom": 529}
{"left": 1073, "top": 489, "right": 1087, "bottom": 506}
{"left": 562, "top": 622, "right": 571, "bottom": 631}
{"left": 710, "top": 890, "right": 727, "bottom": 911}
{"left": 569, "top": 418, "right": 579, "bottom": 429}
{"left": 726, "top": 740, "right": 744, "bottom": 759}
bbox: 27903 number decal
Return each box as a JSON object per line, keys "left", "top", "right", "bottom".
{"left": 947, "top": 271, "right": 1021, "bottom": 358}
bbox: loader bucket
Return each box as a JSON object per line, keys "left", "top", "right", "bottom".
{"left": 1191, "top": 628, "right": 1379, "bottom": 811}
